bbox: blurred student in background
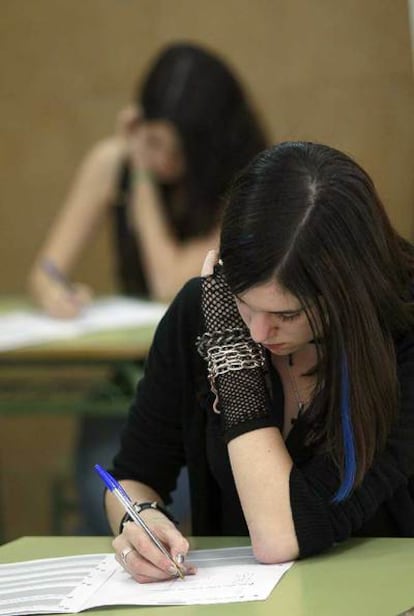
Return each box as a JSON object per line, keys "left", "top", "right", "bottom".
{"left": 28, "top": 42, "right": 268, "bottom": 533}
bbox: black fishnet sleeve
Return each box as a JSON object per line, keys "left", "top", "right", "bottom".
{"left": 199, "top": 266, "right": 277, "bottom": 443}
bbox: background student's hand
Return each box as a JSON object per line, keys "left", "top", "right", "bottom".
{"left": 115, "top": 105, "right": 152, "bottom": 173}
{"left": 113, "top": 510, "right": 197, "bottom": 584}
{"left": 33, "top": 275, "right": 93, "bottom": 319}
{"left": 115, "top": 104, "right": 143, "bottom": 142}
{"left": 127, "top": 124, "right": 155, "bottom": 175}
{"left": 115, "top": 105, "right": 153, "bottom": 172}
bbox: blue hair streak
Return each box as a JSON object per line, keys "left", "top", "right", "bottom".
{"left": 332, "top": 356, "right": 356, "bottom": 503}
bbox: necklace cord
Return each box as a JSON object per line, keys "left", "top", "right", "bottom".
{"left": 287, "top": 353, "right": 306, "bottom": 420}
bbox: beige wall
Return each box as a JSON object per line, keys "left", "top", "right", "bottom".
{"left": 1, "top": 0, "right": 413, "bottom": 293}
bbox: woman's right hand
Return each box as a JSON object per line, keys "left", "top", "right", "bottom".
{"left": 112, "top": 510, "right": 197, "bottom": 583}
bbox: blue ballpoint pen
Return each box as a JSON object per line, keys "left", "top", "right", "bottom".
{"left": 94, "top": 464, "right": 184, "bottom": 579}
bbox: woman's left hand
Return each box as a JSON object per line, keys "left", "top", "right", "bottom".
{"left": 201, "top": 249, "right": 219, "bottom": 276}
{"left": 115, "top": 105, "right": 143, "bottom": 140}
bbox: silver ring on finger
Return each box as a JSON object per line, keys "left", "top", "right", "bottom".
{"left": 120, "top": 546, "right": 135, "bottom": 567}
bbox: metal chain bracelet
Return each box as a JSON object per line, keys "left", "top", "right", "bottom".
{"left": 206, "top": 340, "right": 266, "bottom": 377}
{"left": 196, "top": 328, "right": 266, "bottom": 414}
{"left": 196, "top": 327, "right": 247, "bottom": 357}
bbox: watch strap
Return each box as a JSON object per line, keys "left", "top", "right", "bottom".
{"left": 118, "top": 501, "right": 178, "bottom": 535}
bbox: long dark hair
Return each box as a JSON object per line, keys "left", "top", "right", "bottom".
{"left": 221, "top": 141, "right": 414, "bottom": 500}
{"left": 137, "top": 42, "right": 267, "bottom": 241}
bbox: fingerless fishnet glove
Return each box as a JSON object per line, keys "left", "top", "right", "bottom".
{"left": 197, "top": 267, "right": 276, "bottom": 443}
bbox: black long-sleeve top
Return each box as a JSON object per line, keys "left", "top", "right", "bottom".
{"left": 111, "top": 277, "right": 414, "bottom": 557}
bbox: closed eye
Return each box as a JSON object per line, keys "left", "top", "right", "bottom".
{"left": 235, "top": 295, "right": 304, "bottom": 322}
{"left": 277, "top": 311, "right": 303, "bottom": 322}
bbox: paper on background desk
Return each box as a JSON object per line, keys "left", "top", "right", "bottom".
{"left": 0, "top": 546, "right": 293, "bottom": 614}
{"left": 0, "top": 297, "right": 167, "bottom": 351}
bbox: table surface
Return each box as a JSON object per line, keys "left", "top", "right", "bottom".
{"left": 0, "top": 296, "right": 157, "bottom": 362}
{"left": 0, "top": 299, "right": 154, "bottom": 542}
{"left": 1, "top": 536, "right": 413, "bottom": 616}
{"left": 0, "top": 296, "right": 155, "bottom": 417}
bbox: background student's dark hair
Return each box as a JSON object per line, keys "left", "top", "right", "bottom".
{"left": 221, "top": 141, "right": 414, "bottom": 500}
{"left": 138, "top": 42, "right": 268, "bottom": 240}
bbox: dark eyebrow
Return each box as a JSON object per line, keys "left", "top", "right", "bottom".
{"left": 235, "top": 295, "right": 304, "bottom": 315}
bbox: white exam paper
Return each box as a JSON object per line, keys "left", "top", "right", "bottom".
{"left": 0, "top": 296, "right": 167, "bottom": 351}
{"left": 0, "top": 547, "right": 293, "bottom": 615}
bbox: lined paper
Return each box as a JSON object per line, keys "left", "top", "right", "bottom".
{"left": 0, "top": 547, "right": 293, "bottom": 614}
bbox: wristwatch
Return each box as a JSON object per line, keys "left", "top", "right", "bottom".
{"left": 118, "top": 501, "right": 178, "bottom": 535}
